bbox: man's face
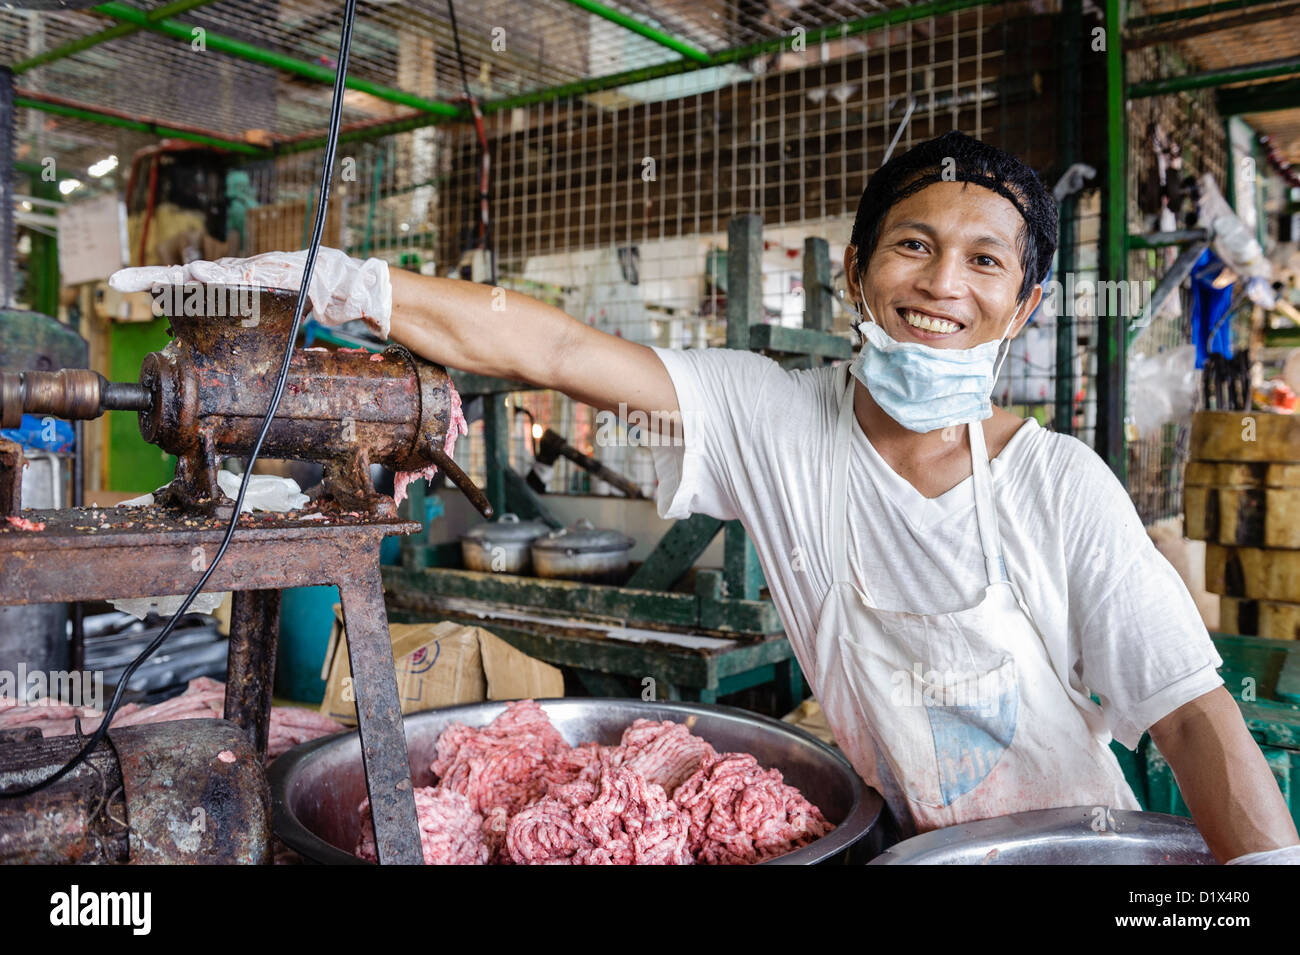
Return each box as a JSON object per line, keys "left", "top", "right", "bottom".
{"left": 845, "top": 180, "right": 1044, "bottom": 350}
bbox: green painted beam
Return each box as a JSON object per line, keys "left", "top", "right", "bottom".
{"left": 13, "top": 94, "right": 265, "bottom": 154}
{"left": 383, "top": 564, "right": 702, "bottom": 626}
{"left": 559, "top": 0, "right": 710, "bottom": 63}
{"left": 13, "top": 0, "right": 220, "bottom": 74}
{"left": 749, "top": 323, "right": 852, "bottom": 359}
{"left": 802, "top": 237, "right": 832, "bottom": 333}
{"left": 94, "top": 1, "right": 462, "bottom": 118}
{"left": 1099, "top": 0, "right": 1127, "bottom": 482}
{"left": 625, "top": 513, "right": 723, "bottom": 591}
{"left": 1217, "top": 76, "right": 1300, "bottom": 115}
{"left": 1129, "top": 56, "right": 1300, "bottom": 97}
{"left": 483, "top": 394, "right": 510, "bottom": 520}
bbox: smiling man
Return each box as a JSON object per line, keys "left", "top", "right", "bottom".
{"left": 111, "top": 130, "right": 1299, "bottom": 863}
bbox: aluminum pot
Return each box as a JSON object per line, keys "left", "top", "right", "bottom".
{"left": 530, "top": 518, "right": 634, "bottom": 583}
{"left": 268, "top": 698, "right": 886, "bottom": 865}
{"left": 460, "top": 513, "right": 551, "bottom": 574}
{"left": 868, "top": 806, "right": 1215, "bottom": 865}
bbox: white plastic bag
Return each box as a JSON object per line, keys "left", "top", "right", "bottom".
{"left": 1128, "top": 344, "right": 1199, "bottom": 440}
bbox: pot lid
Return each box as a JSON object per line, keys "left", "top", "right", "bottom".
{"left": 531, "top": 518, "right": 634, "bottom": 554}
{"left": 461, "top": 513, "right": 552, "bottom": 544}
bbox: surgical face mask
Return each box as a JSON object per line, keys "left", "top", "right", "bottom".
{"left": 841, "top": 290, "right": 1021, "bottom": 434}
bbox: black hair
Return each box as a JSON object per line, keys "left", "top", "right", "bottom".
{"left": 849, "top": 130, "right": 1057, "bottom": 303}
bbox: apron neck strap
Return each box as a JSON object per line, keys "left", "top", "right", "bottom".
{"left": 967, "top": 418, "right": 1008, "bottom": 586}
{"left": 829, "top": 363, "right": 1007, "bottom": 588}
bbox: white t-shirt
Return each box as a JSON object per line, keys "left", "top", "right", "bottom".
{"left": 649, "top": 346, "right": 1223, "bottom": 750}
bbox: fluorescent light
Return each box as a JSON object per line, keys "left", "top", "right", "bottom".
{"left": 88, "top": 155, "right": 118, "bottom": 178}
{"left": 58, "top": 179, "right": 83, "bottom": 195}
{"left": 531, "top": 424, "right": 543, "bottom": 441}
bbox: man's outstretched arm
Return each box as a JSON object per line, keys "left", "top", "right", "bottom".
{"left": 388, "top": 268, "right": 679, "bottom": 425}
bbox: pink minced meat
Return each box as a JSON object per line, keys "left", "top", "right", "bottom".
{"left": 355, "top": 787, "right": 489, "bottom": 865}
{"left": 673, "top": 752, "right": 834, "bottom": 865}
{"left": 353, "top": 699, "right": 834, "bottom": 866}
{"left": 393, "top": 380, "right": 468, "bottom": 507}
{"left": 0, "top": 676, "right": 344, "bottom": 760}
{"left": 507, "top": 751, "right": 693, "bottom": 865}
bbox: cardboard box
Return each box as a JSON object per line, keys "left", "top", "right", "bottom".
{"left": 319, "top": 609, "right": 564, "bottom": 725}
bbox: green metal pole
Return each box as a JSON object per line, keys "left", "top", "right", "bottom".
{"left": 1099, "top": 0, "right": 1127, "bottom": 482}
{"left": 559, "top": 0, "right": 710, "bottom": 63}
{"left": 1129, "top": 56, "right": 1300, "bottom": 97}
{"left": 25, "top": 175, "right": 60, "bottom": 318}
{"left": 13, "top": 94, "right": 264, "bottom": 153}
{"left": 1055, "top": 0, "right": 1082, "bottom": 436}
{"left": 94, "top": 1, "right": 462, "bottom": 118}
{"left": 13, "top": 0, "right": 220, "bottom": 74}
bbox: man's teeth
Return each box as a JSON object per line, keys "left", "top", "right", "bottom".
{"left": 902, "top": 310, "right": 960, "bottom": 334}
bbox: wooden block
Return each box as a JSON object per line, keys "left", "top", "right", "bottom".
{"left": 1206, "top": 544, "right": 1300, "bottom": 602}
{"left": 1183, "top": 483, "right": 1300, "bottom": 548}
{"left": 1220, "top": 596, "right": 1300, "bottom": 641}
{"left": 1189, "top": 411, "right": 1300, "bottom": 463}
{"left": 1266, "top": 489, "right": 1300, "bottom": 549}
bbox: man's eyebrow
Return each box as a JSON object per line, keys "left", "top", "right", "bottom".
{"left": 885, "top": 219, "right": 1015, "bottom": 251}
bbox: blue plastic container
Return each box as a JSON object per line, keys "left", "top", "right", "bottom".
{"left": 275, "top": 585, "right": 340, "bottom": 704}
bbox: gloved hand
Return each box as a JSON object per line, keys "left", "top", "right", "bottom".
{"left": 108, "top": 248, "right": 393, "bottom": 338}
{"left": 1226, "top": 844, "right": 1300, "bottom": 865}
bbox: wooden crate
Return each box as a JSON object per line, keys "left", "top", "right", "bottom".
{"left": 1220, "top": 596, "right": 1300, "bottom": 641}
{"left": 1188, "top": 410, "right": 1300, "bottom": 463}
{"left": 244, "top": 198, "right": 344, "bottom": 256}
{"left": 1205, "top": 544, "right": 1300, "bottom": 603}
{"left": 1185, "top": 461, "right": 1300, "bottom": 549}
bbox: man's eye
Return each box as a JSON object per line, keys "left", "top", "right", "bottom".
{"left": 900, "top": 239, "right": 926, "bottom": 252}
{"left": 973, "top": 254, "right": 1000, "bottom": 268}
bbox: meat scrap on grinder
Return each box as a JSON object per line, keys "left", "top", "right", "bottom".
{"left": 354, "top": 700, "right": 833, "bottom": 865}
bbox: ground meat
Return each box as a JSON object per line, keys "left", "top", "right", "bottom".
{"left": 610, "top": 719, "right": 717, "bottom": 796}
{"left": 355, "top": 699, "right": 834, "bottom": 865}
{"left": 431, "top": 699, "right": 570, "bottom": 817}
{"left": 673, "top": 752, "right": 834, "bottom": 865}
{"left": 393, "top": 380, "right": 468, "bottom": 507}
{"left": 0, "top": 676, "right": 344, "bottom": 760}
{"left": 356, "top": 787, "right": 489, "bottom": 865}
{"left": 4, "top": 515, "right": 45, "bottom": 531}
{"left": 508, "top": 754, "right": 693, "bottom": 866}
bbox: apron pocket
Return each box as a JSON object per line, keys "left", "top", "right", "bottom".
{"left": 839, "top": 636, "right": 1019, "bottom": 811}
{"left": 919, "top": 660, "right": 1018, "bottom": 807}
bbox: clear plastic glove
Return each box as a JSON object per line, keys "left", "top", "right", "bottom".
{"left": 108, "top": 248, "right": 392, "bottom": 338}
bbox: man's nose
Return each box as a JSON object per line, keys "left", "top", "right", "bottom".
{"left": 914, "top": 251, "right": 966, "bottom": 299}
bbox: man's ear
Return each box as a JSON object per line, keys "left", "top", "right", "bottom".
{"left": 843, "top": 245, "right": 863, "bottom": 304}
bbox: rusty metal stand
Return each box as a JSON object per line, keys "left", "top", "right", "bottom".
{"left": 0, "top": 505, "right": 424, "bottom": 864}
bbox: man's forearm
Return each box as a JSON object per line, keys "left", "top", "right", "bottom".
{"left": 1149, "top": 687, "right": 1299, "bottom": 862}
{"left": 387, "top": 268, "right": 580, "bottom": 387}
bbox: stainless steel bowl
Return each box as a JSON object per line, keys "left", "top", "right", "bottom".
{"left": 868, "top": 806, "right": 1215, "bottom": 865}
{"left": 269, "top": 698, "right": 885, "bottom": 865}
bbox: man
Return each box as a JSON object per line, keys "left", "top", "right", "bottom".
{"left": 112, "top": 131, "right": 1299, "bottom": 863}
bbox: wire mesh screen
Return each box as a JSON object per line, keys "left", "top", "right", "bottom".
{"left": 1124, "top": 39, "right": 1227, "bottom": 525}
{"left": 429, "top": 1, "right": 1076, "bottom": 497}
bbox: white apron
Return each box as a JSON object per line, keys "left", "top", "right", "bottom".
{"left": 812, "top": 364, "right": 1139, "bottom": 837}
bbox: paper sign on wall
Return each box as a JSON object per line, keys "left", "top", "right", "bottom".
{"left": 57, "top": 194, "right": 126, "bottom": 286}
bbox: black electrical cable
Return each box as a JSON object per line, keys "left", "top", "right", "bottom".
{"left": 0, "top": 0, "right": 360, "bottom": 799}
